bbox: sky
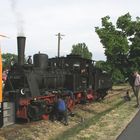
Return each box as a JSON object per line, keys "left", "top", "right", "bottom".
{"left": 0, "top": 0, "right": 140, "bottom": 61}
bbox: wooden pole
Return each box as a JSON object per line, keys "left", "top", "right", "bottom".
{"left": 56, "top": 33, "right": 65, "bottom": 57}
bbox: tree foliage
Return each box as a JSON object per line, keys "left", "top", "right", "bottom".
{"left": 71, "top": 43, "right": 92, "bottom": 59}
{"left": 95, "top": 61, "right": 110, "bottom": 72}
{"left": 2, "top": 53, "right": 17, "bottom": 70}
{"left": 95, "top": 60, "right": 124, "bottom": 83}
{"left": 95, "top": 13, "right": 140, "bottom": 82}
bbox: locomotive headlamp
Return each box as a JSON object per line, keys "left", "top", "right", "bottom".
{"left": 20, "top": 88, "right": 25, "bottom": 95}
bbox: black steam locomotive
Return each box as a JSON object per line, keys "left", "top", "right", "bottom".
{"left": 2, "top": 36, "right": 112, "bottom": 125}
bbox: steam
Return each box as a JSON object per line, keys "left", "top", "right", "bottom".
{"left": 9, "top": 0, "right": 25, "bottom": 36}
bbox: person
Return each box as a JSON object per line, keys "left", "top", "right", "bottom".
{"left": 133, "top": 71, "right": 140, "bottom": 107}
{"left": 123, "top": 90, "right": 131, "bottom": 102}
{"left": 49, "top": 96, "right": 58, "bottom": 122}
{"left": 27, "top": 56, "right": 32, "bottom": 64}
{"left": 10, "top": 56, "right": 16, "bottom": 66}
{"left": 56, "top": 95, "right": 68, "bottom": 125}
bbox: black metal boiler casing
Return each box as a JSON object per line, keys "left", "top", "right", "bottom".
{"left": 4, "top": 53, "right": 112, "bottom": 99}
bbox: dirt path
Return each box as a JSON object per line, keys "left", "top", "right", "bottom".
{"left": 0, "top": 85, "right": 137, "bottom": 140}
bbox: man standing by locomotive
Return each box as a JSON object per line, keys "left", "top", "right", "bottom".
{"left": 133, "top": 71, "right": 140, "bottom": 107}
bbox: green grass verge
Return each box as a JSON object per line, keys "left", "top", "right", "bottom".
{"left": 50, "top": 100, "right": 125, "bottom": 140}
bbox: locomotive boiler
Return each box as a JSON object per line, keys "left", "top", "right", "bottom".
{"left": 1, "top": 36, "right": 112, "bottom": 127}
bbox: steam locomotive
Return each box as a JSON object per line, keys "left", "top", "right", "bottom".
{"left": 1, "top": 36, "right": 112, "bottom": 127}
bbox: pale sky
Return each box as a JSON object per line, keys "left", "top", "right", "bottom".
{"left": 0, "top": 0, "right": 140, "bottom": 60}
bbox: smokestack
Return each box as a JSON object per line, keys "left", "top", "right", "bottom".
{"left": 17, "top": 36, "right": 26, "bottom": 65}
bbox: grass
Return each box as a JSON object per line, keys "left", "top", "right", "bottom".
{"left": 50, "top": 99, "right": 125, "bottom": 140}
{"left": 50, "top": 87, "right": 138, "bottom": 140}
{"left": 76, "top": 98, "right": 137, "bottom": 140}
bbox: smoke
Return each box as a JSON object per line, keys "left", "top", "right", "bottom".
{"left": 9, "top": 0, "right": 25, "bottom": 36}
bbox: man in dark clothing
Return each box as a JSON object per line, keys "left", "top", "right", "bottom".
{"left": 56, "top": 95, "right": 68, "bottom": 125}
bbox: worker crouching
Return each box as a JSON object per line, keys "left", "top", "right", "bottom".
{"left": 55, "top": 95, "right": 68, "bottom": 126}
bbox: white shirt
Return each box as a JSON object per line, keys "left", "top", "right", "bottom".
{"left": 134, "top": 74, "right": 140, "bottom": 86}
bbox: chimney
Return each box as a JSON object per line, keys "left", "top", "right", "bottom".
{"left": 17, "top": 36, "right": 26, "bottom": 65}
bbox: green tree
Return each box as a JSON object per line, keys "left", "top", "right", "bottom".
{"left": 95, "top": 60, "right": 125, "bottom": 84}
{"left": 2, "top": 53, "right": 17, "bottom": 70}
{"left": 71, "top": 43, "right": 92, "bottom": 59}
{"left": 95, "top": 13, "right": 140, "bottom": 81}
{"left": 95, "top": 60, "right": 112, "bottom": 73}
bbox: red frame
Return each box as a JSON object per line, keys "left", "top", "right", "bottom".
{"left": 16, "top": 90, "right": 96, "bottom": 121}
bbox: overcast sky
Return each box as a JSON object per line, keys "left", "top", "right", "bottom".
{"left": 0, "top": 0, "right": 140, "bottom": 60}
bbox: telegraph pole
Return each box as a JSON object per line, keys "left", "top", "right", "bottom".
{"left": 56, "top": 33, "right": 65, "bottom": 57}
